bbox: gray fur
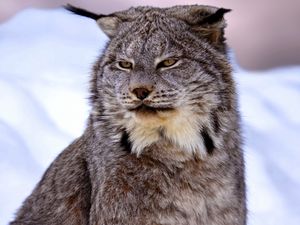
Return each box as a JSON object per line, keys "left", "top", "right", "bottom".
{"left": 11, "top": 5, "right": 246, "bottom": 225}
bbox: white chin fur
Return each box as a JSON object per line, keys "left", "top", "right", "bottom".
{"left": 123, "top": 107, "right": 208, "bottom": 158}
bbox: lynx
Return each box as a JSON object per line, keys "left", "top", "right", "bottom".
{"left": 11, "top": 4, "right": 246, "bottom": 225}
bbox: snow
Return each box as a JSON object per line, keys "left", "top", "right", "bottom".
{"left": 1, "top": 7, "right": 300, "bottom": 225}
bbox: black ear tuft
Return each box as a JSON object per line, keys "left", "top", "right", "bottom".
{"left": 64, "top": 4, "right": 119, "bottom": 38}
{"left": 199, "top": 8, "right": 232, "bottom": 25}
{"left": 64, "top": 4, "right": 101, "bottom": 20}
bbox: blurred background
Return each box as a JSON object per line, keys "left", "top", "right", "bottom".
{"left": 0, "top": 0, "right": 299, "bottom": 225}
{"left": 1, "top": 0, "right": 300, "bottom": 70}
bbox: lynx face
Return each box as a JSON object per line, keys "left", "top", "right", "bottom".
{"left": 88, "top": 6, "right": 233, "bottom": 157}
{"left": 102, "top": 12, "right": 221, "bottom": 112}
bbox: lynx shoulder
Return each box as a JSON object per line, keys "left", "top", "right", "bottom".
{"left": 11, "top": 5, "right": 246, "bottom": 225}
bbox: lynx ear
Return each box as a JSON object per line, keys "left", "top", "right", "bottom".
{"left": 170, "top": 6, "right": 231, "bottom": 50}
{"left": 64, "top": 4, "right": 121, "bottom": 38}
{"left": 195, "top": 8, "right": 231, "bottom": 46}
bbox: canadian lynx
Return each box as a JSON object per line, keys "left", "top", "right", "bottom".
{"left": 11, "top": 4, "right": 246, "bottom": 225}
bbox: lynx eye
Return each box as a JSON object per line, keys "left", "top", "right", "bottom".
{"left": 157, "top": 58, "right": 178, "bottom": 69}
{"left": 118, "top": 61, "right": 133, "bottom": 70}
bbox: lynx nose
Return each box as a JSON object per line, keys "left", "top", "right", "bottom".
{"left": 132, "top": 87, "right": 151, "bottom": 100}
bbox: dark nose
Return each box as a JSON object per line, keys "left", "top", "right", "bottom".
{"left": 132, "top": 87, "right": 151, "bottom": 100}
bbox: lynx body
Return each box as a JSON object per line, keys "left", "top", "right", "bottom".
{"left": 11, "top": 5, "right": 246, "bottom": 225}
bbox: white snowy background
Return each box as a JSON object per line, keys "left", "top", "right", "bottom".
{"left": 0, "top": 8, "right": 300, "bottom": 225}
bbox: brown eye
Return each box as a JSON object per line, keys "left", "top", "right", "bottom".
{"left": 118, "top": 61, "right": 133, "bottom": 69}
{"left": 157, "top": 58, "right": 178, "bottom": 69}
